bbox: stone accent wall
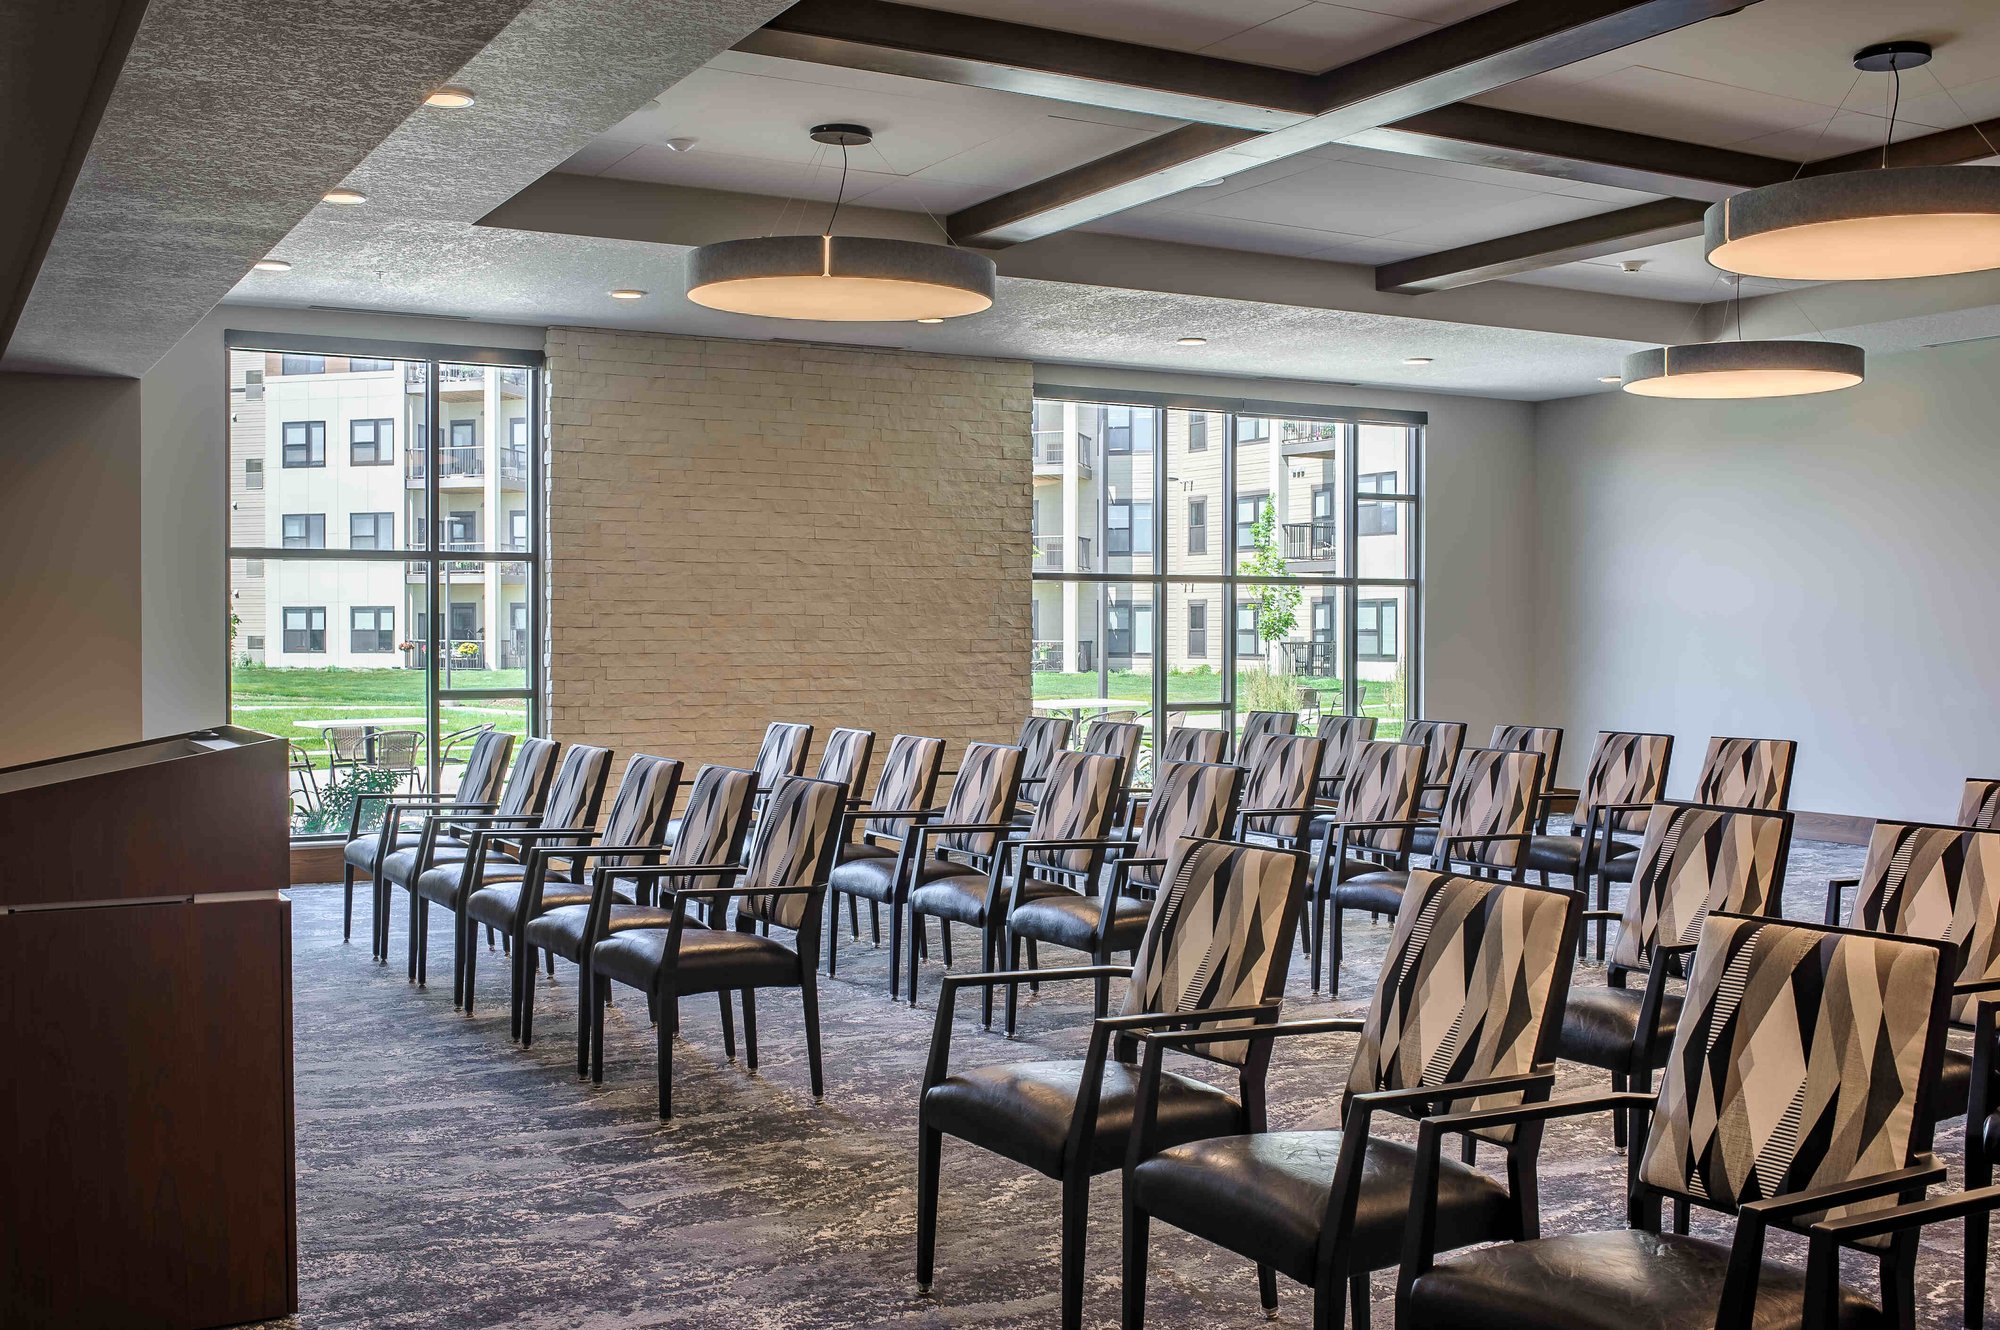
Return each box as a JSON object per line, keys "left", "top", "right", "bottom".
{"left": 545, "top": 328, "right": 1032, "bottom": 787}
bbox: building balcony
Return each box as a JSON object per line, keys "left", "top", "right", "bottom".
{"left": 1282, "top": 640, "right": 1339, "bottom": 678}
{"left": 1032, "top": 639, "right": 1094, "bottom": 672}
{"left": 1031, "top": 536, "right": 1091, "bottom": 573}
{"left": 1032, "top": 431, "right": 1091, "bottom": 477}
{"left": 1282, "top": 520, "right": 1338, "bottom": 567}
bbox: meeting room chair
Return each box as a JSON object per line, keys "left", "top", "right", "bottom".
{"left": 1013, "top": 715, "right": 1075, "bottom": 822}
{"left": 1234, "top": 732, "right": 1327, "bottom": 852}
{"left": 824, "top": 734, "right": 946, "bottom": 975}
{"left": 1238, "top": 709, "right": 1298, "bottom": 759}
{"left": 1309, "top": 714, "right": 1378, "bottom": 806}
{"left": 1402, "top": 719, "right": 1467, "bottom": 818}
{"left": 1521, "top": 729, "right": 1673, "bottom": 897}
{"left": 1307, "top": 739, "right": 1425, "bottom": 993}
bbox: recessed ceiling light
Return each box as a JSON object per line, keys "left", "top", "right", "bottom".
{"left": 1402, "top": 356, "right": 1433, "bottom": 365}
{"left": 1175, "top": 336, "right": 1207, "bottom": 346}
{"left": 253, "top": 259, "right": 291, "bottom": 273}
{"left": 915, "top": 317, "right": 944, "bottom": 324}
{"left": 608, "top": 289, "right": 646, "bottom": 300}
{"left": 1599, "top": 375, "right": 1622, "bottom": 383}
{"left": 322, "top": 188, "right": 367, "bottom": 205}
{"left": 663, "top": 137, "right": 696, "bottom": 153}
{"left": 424, "top": 88, "right": 475, "bottom": 109}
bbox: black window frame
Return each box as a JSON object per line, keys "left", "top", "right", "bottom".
{"left": 280, "top": 512, "right": 325, "bottom": 549}
{"left": 1235, "top": 490, "right": 1268, "bottom": 551}
{"left": 1358, "top": 470, "right": 1401, "bottom": 537}
{"left": 349, "top": 417, "right": 394, "bottom": 466}
{"left": 281, "top": 420, "right": 325, "bottom": 468}
{"left": 282, "top": 605, "right": 326, "bottom": 653}
{"left": 1187, "top": 600, "right": 1208, "bottom": 658}
{"left": 349, "top": 511, "right": 394, "bottom": 550}
{"left": 1187, "top": 496, "right": 1207, "bottom": 554}
{"left": 1357, "top": 597, "right": 1399, "bottom": 661}
{"left": 1188, "top": 413, "right": 1209, "bottom": 452}
{"left": 350, "top": 606, "right": 395, "bottom": 654}
{"left": 279, "top": 354, "right": 325, "bottom": 376}
{"left": 1107, "top": 500, "right": 1133, "bottom": 557}
{"left": 1236, "top": 601, "right": 1260, "bottom": 658}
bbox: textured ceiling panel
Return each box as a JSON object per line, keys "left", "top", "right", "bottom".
{"left": 3, "top": 0, "right": 537, "bottom": 376}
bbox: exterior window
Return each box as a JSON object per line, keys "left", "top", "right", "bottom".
{"left": 446, "top": 510, "right": 479, "bottom": 549}
{"left": 347, "top": 357, "right": 393, "bottom": 372}
{"left": 509, "top": 509, "right": 528, "bottom": 551}
{"left": 279, "top": 354, "right": 325, "bottom": 376}
{"left": 1357, "top": 598, "right": 1399, "bottom": 660}
{"left": 244, "top": 458, "right": 263, "bottom": 490}
{"left": 245, "top": 635, "right": 264, "bottom": 651}
{"left": 350, "top": 607, "right": 395, "bottom": 653}
{"left": 1236, "top": 602, "right": 1260, "bottom": 658}
{"left": 350, "top": 418, "right": 393, "bottom": 465}
{"left": 1235, "top": 491, "right": 1267, "bottom": 550}
{"left": 1106, "top": 407, "right": 1132, "bottom": 455}
{"left": 1358, "top": 471, "right": 1400, "bottom": 536}
{"left": 1108, "top": 501, "right": 1132, "bottom": 557}
{"left": 1187, "top": 497, "right": 1207, "bottom": 554}
{"left": 281, "top": 513, "right": 325, "bottom": 549}
{"left": 1238, "top": 417, "right": 1270, "bottom": 441}
{"left": 281, "top": 420, "right": 325, "bottom": 467}
{"left": 448, "top": 602, "right": 479, "bottom": 643}
{"left": 244, "top": 558, "right": 262, "bottom": 576}
{"left": 1108, "top": 601, "right": 1153, "bottom": 657}
{"left": 350, "top": 512, "right": 394, "bottom": 550}
{"left": 1187, "top": 600, "right": 1208, "bottom": 658}
{"left": 509, "top": 417, "right": 527, "bottom": 446}
{"left": 450, "top": 419, "right": 477, "bottom": 448}
{"left": 1188, "top": 413, "right": 1209, "bottom": 452}
{"left": 282, "top": 606, "right": 326, "bottom": 653}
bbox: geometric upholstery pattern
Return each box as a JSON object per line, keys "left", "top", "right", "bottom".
{"left": 1238, "top": 732, "right": 1324, "bottom": 843}
{"left": 1488, "top": 724, "right": 1562, "bottom": 802}
{"left": 1122, "top": 837, "right": 1304, "bottom": 1067}
{"left": 1021, "top": 750, "right": 1120, "bottom": 874}
{"left": 1128, "top": 760, "right": 1245, "bottom": 889}
{"left": 495, "top": 737, "right": 562, "bottom": 820}
{"left": 1431, "top": 748, "right": 1542, "bottom": 871}
{"left": 737, "top": 775, "right": 846, "bottom": 931}
{"left": 594, "top": 754, "right": 682, "bottom": 870}
{"left": 1405, "top": 720, "right": 1468, "bottom": 791}
{"left": 453, "top": 728, "right": 516, "bottom": 806}
{"left": 1081, "top": 719, "right": 1145, "bottom": 788}
{"left": 1959, "top": 778, "right": 2000, "bottom": 831}
{"left": 1637, "top": 913, "right": 1946, "bottom": 1226}
{"left": 539, "top": 744, "right": 613, "bottom": 841}
{"left": 664, "top": 765, "right": 759, "bottom": 897}
{"left": 1015, "top": 716, "right": 1073, "bottom": 804}
{"left": 1315, "top": 714, "right": 1380, "bottom": 789}
{"left": 751, "top": 722, "right": 814, "bottom": 812}
{"left": 1607, "top": 803, "right": 1791, "bottom": 974}
{"left": 1240, "top": 710, "right": 1299, "bottom": 758}
{"left": 935, "top": 741, "right": 1024, "bottom": 859}
{"left": 814, "top": 727, "right": 875, "bottom": 802}
{"left": 865, "top": 734, "right": 946, "bottom": 840}
{"left": 1578, "top": 731, "right": 1675, "bottom": 834}
{"left": 1346, "top": 871, "right": 1575, "bottom": 1141}
{"left": 1847, "top": 820, "right": 2000, "bottom": 1024}
{"left": 1339, "top": 740, "right": 1426, "bottom": 851}
{"left": 1161, "top": 726, "right": 1229, "bottom": 765}
{"left": 1692, "top": 736, "right": 1796, "bottom": 812}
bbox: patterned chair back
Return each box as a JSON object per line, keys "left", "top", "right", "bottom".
{"left": 1431, "top": 748, "right": 1543, "bottom": 872}
{"left": 1024, "top": 751, "right": 1122, "bottom": 874}
{"left": 1121, "top": 836, "right": 1308, "bottom": 1067}
{"left": 1315, "top": 715, "right": 1380, "bottom": 789}
{"left": 737, "top": 775, "right": 847, "bottom": 932}
{"left": 540, "top": 744, "right": 613, "bottom": 838}
{"left": 1346, "top": 871, "right": 1577, "bottom": 1142}
{"left": 1489, "top": 724, "right": 1563, "bottom": 805}
{"left": 1340, "top": 740, "right": 1426, "bottom": 851}
{"left": 595, "top": 755, "right": 683, "bottom": 870}
{"left": 1959, "top": 778, "right": 2000, "bottom": 830}
{"left": 865, "top": 735, "right": 947, "bottom": 841}
{"left": 1693, "top": 736, "right": 1796, "bottom": 811}
{"left": 1638, "top": 914, "right": 1949, "bottom": 1227}
{"left": 1162, "top": 726, "right": 1229, "bottom": 765}
{"left": 814, "top": 727, "right": 876, "bottom": 803}
{"left": 496, "top": 737, "right": 562, "bottom": 819}
{"left": 1848, "top": 820, "right": 2000, "bottom": 1024}
{"left": 1607, "top": 802, "right": 1792, "bottom": 976}
{"left": 752, "top": 722, "right": 815, "bottom": 812}
{"left": 1237, "top": 732, "right": 1326, "bottom": 842}
{"left": 456, "top": 729, "right": 515, "bottom": 806}
{"left": 1239, "top": 710, "right": 1298, "bottom": 759}
{"left": 1082, "top": 720, "right": 1145, "bottom": 791}
{"left": 1577, "top": 730, "right": 1674, "bottom": 834}
{"left": 1130, "top": 761, "right": 1245, "bottom": 889}
{"left": 936, "top": 742, "right": 1025, "bottom": 859}
{"left": 666, "top": 765, "right": 758, "bottom": 895}
{"left": 1405, "top": 720, "right": 1468, "bottom": 792}
{"left": 1016, "top": 716, "right": 1074, "bottom": 806}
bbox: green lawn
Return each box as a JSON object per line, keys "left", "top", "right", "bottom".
{"left": 1032, "top": 668, "right": 1406, "bottom": 735}
{"left": 231, "top": 664, "right": 530, "bottom": 772}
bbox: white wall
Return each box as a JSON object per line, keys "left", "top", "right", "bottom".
{"left": 1033, "top": 363, "right": 1542, "bottom": 743}
{"left": 1532, "top": 339, "right": 2000, "bottom": 819}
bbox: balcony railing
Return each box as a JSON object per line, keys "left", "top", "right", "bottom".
{"left": 1031, "top": 536, "right": 1092, "bottom": 573}
{"left": 1033, "top": 432, "right": 1064, "bottom": 467}
{"left": 1282, "top": 641, "right": 1339, "bottom": 678}
{"left": 1032, "top": 639, "right": 1095, "bottom": 672}
{"left": 501, "top": 448, "right": 528, "bottom": 485}
{"left": 1282, "top": 520, "right": 1338, "bottom": 564}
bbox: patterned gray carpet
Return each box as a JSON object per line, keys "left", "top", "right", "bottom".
{"left": 262, "top": 835, "right": 1985, "bottom": 1329}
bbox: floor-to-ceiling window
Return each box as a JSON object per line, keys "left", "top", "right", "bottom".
{"left": 225, "top": 338, "right": 545, "bottom": 837}
{"left": 1030, "top": 389, "right": 1422, "bottom": 748}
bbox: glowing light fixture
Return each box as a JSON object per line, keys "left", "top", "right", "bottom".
{"left": 425, "top": 88, "right": 476, "bottom": 109}
{"left": 1705, "top": 43, "right": 2000, "bottom": 281}
{"left": 1620, "top": 340, "right": 1864, "bottom": 399}
{"left": 1598, "top": 375, "right": 1621, "bottom": 383}
{"left": 1402, "top": 356, "right": 1433, "bottom": 365}
{"left": 322, "top": 188, "right": 367, "bottom": 205}
{"left": 608, "top": 289, "right": 646, "bottom": 300}
{"left": 685, "top": 125, "right": 994, "bottom": 322}
{"left": 253, "top": 259, "right": 292, "bottom": 273}
{"left": 1175, "top": 336, "right": 1207, "bottom": 346}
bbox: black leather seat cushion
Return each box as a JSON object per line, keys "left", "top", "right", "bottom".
{"left": 381, "top": 840, "right": 479, "bottom": 888}
{"left": 1334, "top": 870, "right": 1411, "bottom": 917}
{"left": 592, "top": 926, "right": 800, "bottom": 993}
{"left": 908, "top": 870, "right": 1000, "bottom": 925}
{"left": 829, "top": 851, "right": 966, "bottom": 904}
{"left": 521, "top": 898, "right": 684, "bottom": 962}
{"left": 465, "top": 879, "right": 599, "bottom": 930}
{"left": 1932, "top": 1045, "right": 1972, "bottom": 1123}
{"left": 1131, "top": 1130, "right": 1511, "bottom": 1285}
{"left": 416, "top": 858, "right": 526, "bottom": 907}
{"left": 1410, "top": 824, "right": 1439, "bottom": 857}
{"left": 923, "top": 1059, "right": 1243, "bottom": 1178}
{"left": 1403, "top": 1228, "right": 1887, "bottom": 1330}
{"left": 343, "top": 833, "right": 422, "bottom": 873}
{"left": 1558, "top": 987, "right": 1683, "bottom": 1071}
{"left": 1009, "top": 893, "right": 1152, "bottom": 954}
{"left": 1524, "top": 833, "right": 1639, "bottom": 877}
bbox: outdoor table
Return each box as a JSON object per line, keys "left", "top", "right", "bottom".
{"left": 292, "top": 716, "right": 424, "bottom": 765}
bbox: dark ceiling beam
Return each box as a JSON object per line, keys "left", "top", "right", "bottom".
{"left": 1376, "top": 116, "right": 2000, "bottom": 293}
{"left": 1375, "top": 197, "right": 1706, "bottom": 292}
{"left": 946, "top": 0, "right": 1764, "bottom": 245}
{"left": 743, "top": 3, "right": 1800, "bottom": 202}
{"left": 737, "top": 0, "right": 1318, "bottom": 131}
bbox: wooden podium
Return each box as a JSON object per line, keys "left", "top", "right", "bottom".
{"left": 0, "top": 727, "right": 297, "bottom": 1329}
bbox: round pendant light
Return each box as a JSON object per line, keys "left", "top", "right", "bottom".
{"left": 683, "top": 124, "right": 996, "bottom": 322}
{"left": 1620, "top": 340, "right": 1865, "bottom": 399}
{"left": 1705, "top": 43, "right": 2000, "bottom": 281}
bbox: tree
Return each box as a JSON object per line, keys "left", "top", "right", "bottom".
{"left": 1240, "top": 500, "right": 1302, "bottom": 660}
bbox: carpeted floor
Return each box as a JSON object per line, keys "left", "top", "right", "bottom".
{"left": 259, "top": 835, "right": 1986, "bottom": 1329}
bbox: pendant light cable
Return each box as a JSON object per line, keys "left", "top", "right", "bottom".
{"left": 1791, "top": 71, "right": 1864, "bottom": 180}
{"left": 824, "top": 142, "right": 851, "bottom": 237}
{"left": 1883, "top": 64, "right": 1901, "bottom": 169}
{"left": 1921, "top": 63, "right": 2000, "bottom": 157}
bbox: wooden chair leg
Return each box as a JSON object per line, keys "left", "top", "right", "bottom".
{"left": 590, "top": 977, "right": 609, "bottom": 1083}
{"left": 342, "top": 866, "right": 356, "bottom": 943}
{"left": 939, "top": 921, "right": 954, "bottom": 967}
{"left": 801, "top": 977, "right": 824, "bottom": 1098}
{"left": 906, "top": 908, "right": 925, "bottom": 1009}
{"left": 718, "top": 991, "right": 736, "bottom": 1060}
{"left": 847, "top": 893, "right": 861, "bottom": 938}
{"left": 462, "top": 914, "right": 478, "bottom": 1013}
{"left": 655, "top": 991, "right": 679, "bottom": 1119}
{"left": 915, "top": 1120, "right": 942, "bottom": 1294}
{"left": 575, "top": 961, "right": 592, "bottom": 1077}
{"left": 1124, "top": 1197, "right": 1152, "bottom": 1330}
{"left": 741, "top": 989, "right": 759, "bottom": 1071}
{"left": 1060, "top": 1170, "right": 1090, "bottom": 1330}
{"left": 519, "top": 945, "right": 539, "bottom": 1046}
{"left": 1350, "top": 1273, "right": 1370, "bottom": 1330}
